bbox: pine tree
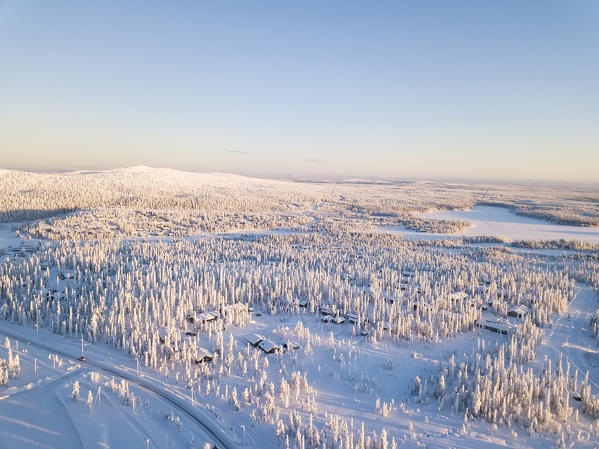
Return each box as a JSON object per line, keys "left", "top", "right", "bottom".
{"left": 380, "top": 428, "right": 388, "bottom": 449}
{"left": 72, "top": 380, "right": 80, "bottom": 401}
{"left": 276, "top": 420, "right": 286, "bottom": 446}
{"left": 87, "top": 390, "right": 93, "bottom": 411}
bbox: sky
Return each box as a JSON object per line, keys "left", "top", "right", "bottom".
{"left": 0, "top": 0, "right": 598, "bottom": 182}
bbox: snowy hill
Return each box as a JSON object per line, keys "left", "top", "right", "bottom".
{"left": 1, "top": 167, "right": 598, "bottom": 241}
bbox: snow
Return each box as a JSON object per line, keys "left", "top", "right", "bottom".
{"left": 1, "top": 169, "right": 599, "bottom": 449}
{"left": 421, "top": 206, "right": 599, "bottom": 243}
{"left": 0, "top": 224, "right": 22, "bottom": 250}
{"left": 229, "top": 311, "right": 564, "bottom": 449}
{"left": 535, "top": 286, "right": 599, "bottom": 393}
{"left": 2, "top": 308, "right": 591, "bottom": 449}
{"left": 0, "top": 321, "right": 233, "bottom": 449}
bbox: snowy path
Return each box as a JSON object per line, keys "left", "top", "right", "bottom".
{"left": 0, "top": 324, "right": 237, "bottom": 449}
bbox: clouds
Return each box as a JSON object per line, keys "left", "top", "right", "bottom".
{"left": 226, "top": 150, "right": 252, "bottom": 156}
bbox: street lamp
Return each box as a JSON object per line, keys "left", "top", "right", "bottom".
{"left": 79, "top": 338, "right": 87, "bottom": 361}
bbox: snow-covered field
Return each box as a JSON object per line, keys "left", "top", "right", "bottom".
{"left": 420, "top": 206, "right": 599, "bottom": 244}
{"left": 0, "top": 224, "right": 22, "bottom": 249}
{"left": 0, "top": 320, "right": 231, "bottom": 449}
{"left": 1, "top": 168, "right": 598, "bottom": 449}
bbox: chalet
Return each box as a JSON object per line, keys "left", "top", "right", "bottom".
{"left": 258, "top": 339, "right": 280, "bottom": 354}
{"left": 449, "top": 291, "right": 468, "bottom": 303}
{"left": 320, "top": 306, "right": 334, "bottom": 316}
{"left": 43, "top": 288, "right": 66, "bottom": 301}
{"left": 507, "top": 305, "right": 529, "bottom": 319}
{"left": 331, "top": 314, "right": 345, "bottom": 325}
{"left": 286, "top": 298, "right": 299, "bottom": 307}
{"left": 197, "top": 312, "right": 218, "bottom": 323}
{"left": 10, "top": 243, "right": 35, "bottom": 255}
{"left": 346, "top": 313, "right": 360, "bottom": 324}
{"left": 475, "top": 319, "right": 512, "bottom": 335}
{"left": 194, "top": 347, "right": 213, "bottom": 363}
{"left": 402, "top": 270, "right": 415, "bottom": 279}
{"left": 223, "top": 303, "right": 249, "bottom": 315}
{"left": 282, "top": 341, "right": 300, "bottom": 351}
{"left": 246, "top": 333, "right": 264, "bottom": 347}
{"left": 60, "top": 269, "right": 75, "bottom": 280}
{"left": 413, "top": 301, "right": 432, "bottom": 312}
{"left": 298, "top": 299, "right": 309, "bottom": 308}
{"left": 496, "top": 288, "right": 511, "bottom": 300}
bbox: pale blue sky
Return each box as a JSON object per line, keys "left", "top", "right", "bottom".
{"left": 0, "top": 0, "right": 598, "bottom": 181}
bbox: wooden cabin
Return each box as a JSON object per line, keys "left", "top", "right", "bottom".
{"left": 194, "top": 347, "right": 213, "bottom": 363}
{"left": 258, "top": 339, "right": 280, "bottom": 354}
{"left": 507, "top": 305, "right": 529, "bottom": 318}
{"left": 475, "top": 319, "right": 512, "bottom": 335}
{"left": 246, "top": 333, "right": 264, "bottom": 347}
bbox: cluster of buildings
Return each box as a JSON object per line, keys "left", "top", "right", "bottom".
{"left": 5, "top": 242, "right": 37, "bottom": 257}
{"left": 245, "top": 333, "right": 299, "bottom": 355}
{"left": 475, "top": 304, "right": 530, "bottom": 335}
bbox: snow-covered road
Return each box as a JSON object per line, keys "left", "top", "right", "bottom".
{"left": 0, "top": 323, "right": 237, "bottom": 449}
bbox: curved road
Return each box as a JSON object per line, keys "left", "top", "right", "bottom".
{"left": 0, "top": 327, "right": 236, "bottom": 449}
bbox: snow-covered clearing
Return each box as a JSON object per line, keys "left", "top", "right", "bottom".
{"left": 423, "top": 206, "right": 599, "bottom": 243}
{"left": 0, "top": 223, "right": 23, "bottom": 250}
{"left": 378, "top": 206, "right": 599, "bottom": 244}
{"left": 535, "top": 286, "right": 599, "bottom": 392}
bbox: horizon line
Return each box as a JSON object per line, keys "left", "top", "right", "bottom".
{"left": 2, "top": 164, "right": 598, "bottom": 188}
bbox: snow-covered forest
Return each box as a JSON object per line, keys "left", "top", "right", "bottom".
{"left": 2, "top": 167, "right": 598, "bottom": 237}
{"left": 1, "top": 167, "right": 598, "bottom": 449}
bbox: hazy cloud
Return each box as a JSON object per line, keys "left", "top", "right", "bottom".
{"left": 304, "top": 158, "right": 323, "bottom": 164}
{"left": 226, "top": 150, "right": 252, "bottom": 155}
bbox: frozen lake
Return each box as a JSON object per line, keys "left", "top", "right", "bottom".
{"left": 382, "top": 205, "right": 599, "bottom": 244}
